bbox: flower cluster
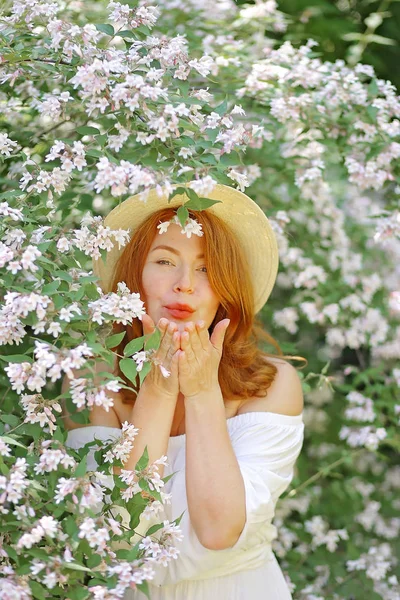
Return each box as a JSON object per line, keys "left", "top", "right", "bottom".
{"left": 54, "top": 476, "right": 104, "bottom": 511}
{"left": 0, "top": 291, "right": 54, "bottom": 346}
{"left": 69, "top": 377, "right": 122, "bottom": 411}
{"left": 120, "top": 455, "right": 168, "bottom": 501}
{"left": 34, "top": 440, "right": 76, "bottom": 474}
{"left": 5, "top": 340, "right": 94, "bottom": 393}
{"left": 339, "top": 425, "right": 388, "bottom": 451}
{"left": 305, "top": 515, "right": 349, "bottom": 552}
{"left": 0, "top": 458, "right": 29, "bottom": 510}
{"left": 57, "top": 214, "right": 131, "bottom": 260}
{"left": 139, "top": 520, "right": 184, "bottom": 567}
{"left": 157, "top": 213, "right": 204, "bottom": 238}
{"left": 20, "top": 394, "right": 63, "bottom": 434}
{"left": 88, "top": 282, "right": 146, "bottom": 325}
{"left": 17, "top": 516, "right": 60, "bottom": 550}
{"left": 103, "top": 421, "right": 139, "bottom": 464}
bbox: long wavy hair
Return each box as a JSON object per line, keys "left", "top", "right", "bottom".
{"left": 109, "top": 206, "right": 305, "bottom": 404}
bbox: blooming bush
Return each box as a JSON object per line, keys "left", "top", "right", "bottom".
{"left": 0, "top": 0, "right": 399, "bottom": 598}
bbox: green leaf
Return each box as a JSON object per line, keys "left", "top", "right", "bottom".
{"left": 0, "top": 415, "right": 20, "bottom": 427}
{"left": 0, "top": 435, "right": 25, "bottom": 448}
{"left": 124, "top": 335, "right": 146, "bottom": 356}
{"left": 87, "top": 554, "right": 102, "bottom": 568}
{"left": 135, "top": 445, "right": 149, "bottom": 471}
{"left": 0, "top": 189, "right": 25, "bottom": 199}
{"left": 77, "top": 126, "right": 101, "bottom": 136}
{"left": 138, "top": 360, "right": 151, "bottom": 385}
{"left": 168, "top": 186, "right": 188, "bottom": 202}
{"left": 116, "top": 545, "right": 139, "bottom": 561}
{"left": 73, "top": 455, "right": 87, "bottom": 478}
{"left": 146, "top": 522, "right": 164, "bottom": 536}
{"left": 30, "top": 581, "right": 47, "bottom": 599}
{"left": 95, "top": 23, "right": 115, "bottom": 36}
{"left": 176, "top": 205, "right": 189, "bottom": 228}
{"left": 136, "top": 580, "right": 150, "bottom": 599}
{"left": 0, "top": 354, "right": 32, "bottom": 364}
{"left": 86, "top": 149, "right": 103, "bottom": 158}
{"left": 3, "top": 545, "right": 17, "bottom": 561}
{"left": 53, "top": 270, "right": 73, "bottom": 282}
{"left": 368, "top": 79, "right": 379, "bottom": 97}
{"left": 65, "top": 587, "right": 90, "bottom": 600}
{"left": 144, "top": 328, "right": 161, "bottom": 352}
{"left": 106, "top": 331, "right": 126, "bottom": 349}
{"left": 42, "top": 279, "right": 61, "bottom": 295}
{"left": 64, "top": 562, "right": 92, "bottom": 573}
{"left": 214, "top": 97, "right": 228, "bottom": 115}
{"left": 117, "top": 30, "right": 137, "bottom": 39}
{"left": 68, "top": 412, "right": 89, "bottom": 428}
{"left": 119, "top": 357, "right": 138, "bottom": 385}
{"left": 95, "top": 133, "right": 108, "bottom": 146}
{"left": 220, "top": 152, "right": 241, "bottom": 166}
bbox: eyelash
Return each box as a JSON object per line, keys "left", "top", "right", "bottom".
{"left": 156, "top": 259, "right": 208, "bottom": 273}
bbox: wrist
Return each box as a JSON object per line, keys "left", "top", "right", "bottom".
{"left": 139, "top": 380, "right": 178, "bottom": 402}
{"left": 184, "top": 385, "right": 222, "bottom": 404}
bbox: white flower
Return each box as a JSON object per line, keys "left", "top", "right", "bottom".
{"left": 157, "top": 220, "right": 171, "bottom": 235}
{"left": 188, "top": 56, "right": 215, "bottom": 77}
{"left": 0, "top": 133, "right": 19, "bottom": 157}
{"left": 56, "top": 237, "right": 70, "bottom": 252}
{"left": 47, "top": 322, "right": 62, "bottom": 337}
{"left": 181, "top": 217, "right": 203, "bottom": 239}
{"left": 0, "top": 201, "right": 23, "bottom": 221}
{"left": 38, "top": 515, "right": 58, "bottom": 537}
{"left": 227, "top": 168, "right": 249, "bottom": 192}
{"left": 159, "top": 365, "right": 170, "bottom": 378}
{"left": 0, "top": 439, "right": 11, "bottom": 457}
{"left": 132, "top": 351, "right": 147, "bottom": 372}
{"left": 178, "top": 147, "right": 193, "bottom": 159}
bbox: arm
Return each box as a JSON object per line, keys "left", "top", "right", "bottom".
{"left": 123, "top": 316, "right": 181, "bottom": 478}
{"left": 183, "top": 357, "right": 304, "bottom": 551}
{"left": 122, "top": 379, "right": 177, "bottom": 478}
{"left": 184, "top": 385, "right": 246, "bottom": 551}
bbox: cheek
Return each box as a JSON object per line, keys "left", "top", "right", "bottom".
{"left": 142, "top": 267, "right": 168, "bottom": 299}
{"left": 203, "top": 282, "right": 220, "bottom": 312}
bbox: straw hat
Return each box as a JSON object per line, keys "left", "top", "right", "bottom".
{"left": 93, "top": 184, "right": 279, "bottom": 314}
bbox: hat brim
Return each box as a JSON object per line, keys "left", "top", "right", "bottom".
{"left": 93, "top": 184, "right": 279, "bottom": 314}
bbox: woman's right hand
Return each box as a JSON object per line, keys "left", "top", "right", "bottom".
{"left": 141, "top": 313, "right": 180, "bottom": 399}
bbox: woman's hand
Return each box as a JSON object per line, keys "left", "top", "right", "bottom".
{"left": 141, "top": 313, "right": 180, "bottom": 399}
{"left": 178, "top": 318, "right": 230, "bottom": 398}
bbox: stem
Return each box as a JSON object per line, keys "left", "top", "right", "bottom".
{"left": 347, "top": 0, "right": 392, "bottom": 65}
{"left": 355, "top": 348, "right": 366, "bottom": 371}
{"left": 286, "top": 448, "right": 364, "bottom": 498}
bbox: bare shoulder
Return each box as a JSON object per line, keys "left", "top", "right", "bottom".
{"left": 237, "top": 355, "right": 304, "bottom": 417}
{"left": 61, "top": 358, "right": 124, "bottom": 430}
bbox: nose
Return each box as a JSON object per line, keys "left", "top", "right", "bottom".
{"left": 173, "top": 266, "right": 194, "bottom": 294}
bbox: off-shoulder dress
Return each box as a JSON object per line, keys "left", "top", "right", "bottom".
{"left": 66, "top": 410, "right": 304, "bottom": 600}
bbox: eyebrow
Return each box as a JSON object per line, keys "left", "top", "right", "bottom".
{"left": 150, "top": 244, "right": 205, "bottom": 259}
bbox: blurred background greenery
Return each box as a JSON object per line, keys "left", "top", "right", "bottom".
{"left": 237, "top": 0, "right": 400, "bottom": 91}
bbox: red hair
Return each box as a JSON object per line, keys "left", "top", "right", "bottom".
{"left": 110, "top": 207, "right": 303, "bottom": 403}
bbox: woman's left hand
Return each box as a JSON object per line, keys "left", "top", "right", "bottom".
{"left": 178, "top": 318, "right": 230, "bottom": 398}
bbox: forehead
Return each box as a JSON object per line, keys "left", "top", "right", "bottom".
{"left": 149, "top": 222, "right": 205, "bottom": 255}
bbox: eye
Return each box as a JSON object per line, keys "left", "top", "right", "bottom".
{"left": 198, "top": 266, "right": 208, "bottom": 273}
{"left": 157, "top": 260, "right": 173, "bottom": 266}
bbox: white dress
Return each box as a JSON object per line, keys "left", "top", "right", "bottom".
{"left": 66, "top": 411, "right": 304, "bottom": 600}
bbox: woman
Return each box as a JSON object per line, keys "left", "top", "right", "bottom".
{"left": 65, "top": 184, "right": 305, "bottom": 599}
